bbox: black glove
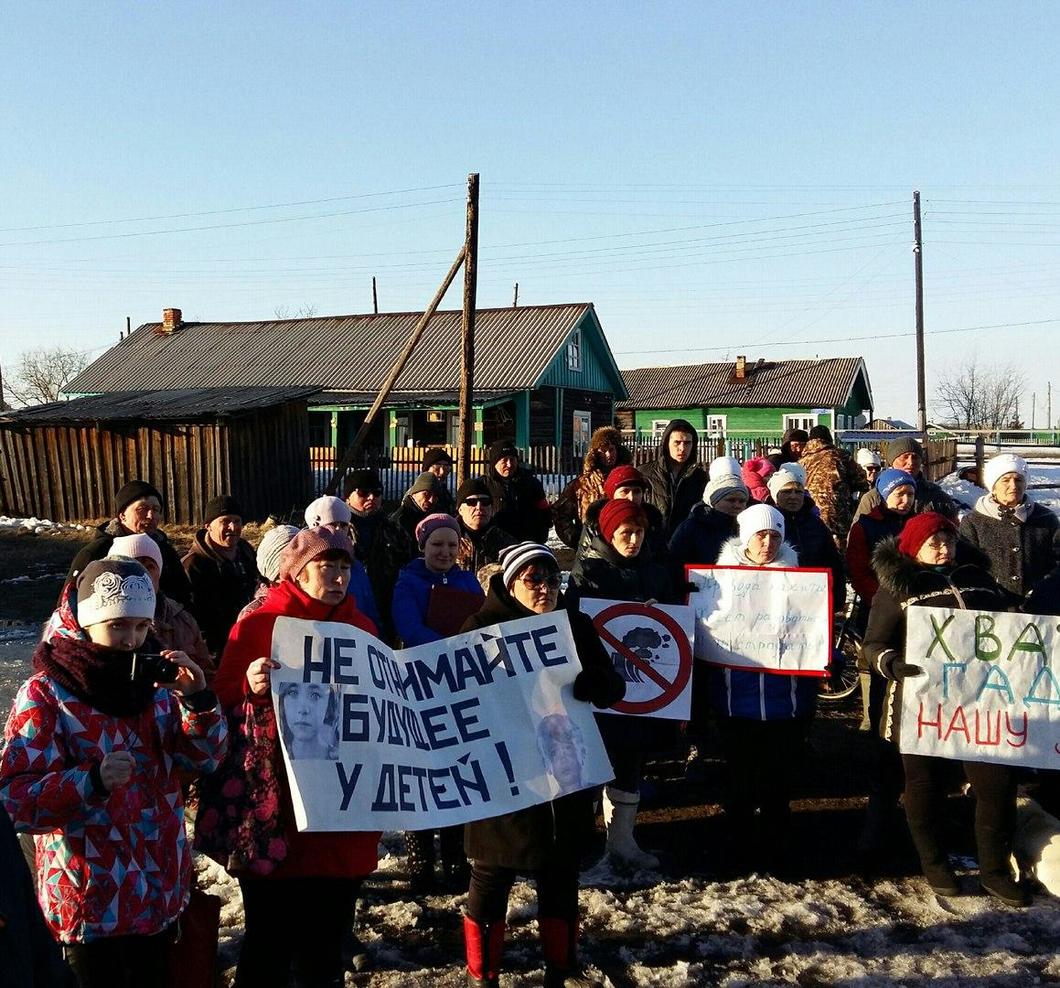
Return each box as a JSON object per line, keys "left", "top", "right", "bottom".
{"left": 573, "top": 668, "right": 625, "bottom": 708}
{"left": 888, "top": 658, "right": 924, "bottom": 681}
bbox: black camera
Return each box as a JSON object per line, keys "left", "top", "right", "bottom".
{"left": 130, "top": 652, "right": 180, "bottom": 684}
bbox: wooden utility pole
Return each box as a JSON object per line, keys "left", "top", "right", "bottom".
{"left": 513, "top": 282, "right": 519, "bottom": 308}
{"left": 457, "top": 173, "right": 480, "bottom": 486}
{"left": 324, "top": 246, "right": 467, "bottom": 494}
{"left": 1032, "top": 392, "right": 1036, "bottom": 430}
{"left": 1049, "top": 382, "right": 1053, "bottom": 430}
{"left": 913, "top": 191, "right": 927, "bottom": 436}
{"left": 372, "top": 277, "right": 379, "bottom": 314}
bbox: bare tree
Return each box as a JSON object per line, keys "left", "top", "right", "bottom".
{"left": 273, "top": 303, "right": 318, "bottom": 319}
{"left": 934, "top": 357, "right": 1025, "bottom": 429}
{"left": 8, "top": 346, "right": 89, "bottom": 405}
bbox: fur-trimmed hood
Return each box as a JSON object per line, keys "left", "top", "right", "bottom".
{"left": 581, "top": 426, "right": 631, "bottom": 475}
{"left": 871, "top": 535, "right": 993, "bottom": 602}
{"left": 716, "top": 536, "right": 800, "bottom": 568}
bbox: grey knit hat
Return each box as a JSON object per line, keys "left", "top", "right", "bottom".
{"left": 703, "top": 474, "right": 749, "bottom": 507}
{"left": 256, "top": 525, "right": 300, "bottom": 583}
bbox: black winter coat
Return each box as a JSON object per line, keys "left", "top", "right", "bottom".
{"left": 862, "top": 538, "right": 1008, "bottom": 744}
{"left": 182, "top": 531, "right": 260, "bottom": 654}
{"left": 773, "top": 497, "right": 847, "bottom": 611}
{"left": 959, "top": 497, "right": 1059, "bottom": 601}
{"left": 349, "top": 509, "right": 414, "bottom": 643}
{"left": 457, "top": 520, "right": 517, "bottom": 575}
{"left": 68, "top": 519, "right": 193, "bottom": 607}
{"left": 640, "top": 422, "right": 708, "bottom": 538}
{"left": 484, "top": 466, "right": 552, "bottom": 544}
{"left": 0, "top": 806, "right": 77, "bottom": 987}
{"left": 667, "top": 502, "right": 736, "bottom": 587}
{"left": 1026, "top": 565, "right": 1060, "bottom": 616}
{"left": 566, "top": 535, "right": 679, "bottom": 610}
{"left": 460, "top": 575, "right": 624, "bottom": 870}
{"left": 390, "top": 495, "right": 432, "bottom": 544}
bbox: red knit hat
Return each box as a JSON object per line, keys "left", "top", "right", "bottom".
{"left": 604, "top": 464, "right": 647, "bottom": 499}
{"left": 897, "top": 511, "right": 957, "bottom": 558}
{"left": 599, "top": 499, "right": 647, "bottom": 543}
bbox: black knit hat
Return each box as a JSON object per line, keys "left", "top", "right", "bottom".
{"left": 114, "top": 480, "right": 163, "bottom": 516}
{"left": 343, "top": 469, "right": 382, "bottom": 497}
{"left": 422, "top": 447, "right": 454, "bottom": 470}
{"left": 489, "top": 439, "right": 519, "bottom": 467}
{"left": 456, "top": 477, "right": 493, "bottom": 507}
{"left": 808, "top": 425, "right": 833, "bottom": 444}
{"left": 409, "top": 472, "right": 441, "bottom": 496}
{"left": 204, "top": 494, "right": 242, "bottom": 525}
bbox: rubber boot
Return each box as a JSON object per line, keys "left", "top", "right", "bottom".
{"left": 464, "top": 913, "right": 505, "bottom": 988}
{"left": 539, "top": 916, "right": 601, "bottom": 988}
{"left": 404, "top": 830, "right": 437, "bottom": 894}
{"left": 603, "top": 786, "right": 659, "bottom": 869}
{"left": 441, "top": 824, "right": 471, "bottom": 892}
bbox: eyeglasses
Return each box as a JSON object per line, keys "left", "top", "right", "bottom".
{"left": 463, "top": 496, "right": 492, "bottom": 507}
{"left": 354, "top": 488, "right": 382, "bottom": 498}
{"left": 521, "top": 572, "right": 561, "bottom": 590}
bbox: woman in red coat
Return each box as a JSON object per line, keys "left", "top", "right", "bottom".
{"left": 203, "top": 527, "right": 381, "bottom": 988}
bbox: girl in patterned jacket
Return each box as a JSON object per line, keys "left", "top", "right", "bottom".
{"left": 0, "top": 558, "right": 228, "bottom": 988}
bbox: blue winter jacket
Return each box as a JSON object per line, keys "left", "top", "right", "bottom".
{"left": 392, "top": 558, "right": 484, "bottom": 646}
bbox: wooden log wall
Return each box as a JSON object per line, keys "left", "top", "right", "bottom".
{"left": 0, "top": 401, "right": 312, "bottom": 525}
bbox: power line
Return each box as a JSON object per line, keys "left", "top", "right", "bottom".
{"left": 614, "top": 317, "right": 1060, "bottom": 356}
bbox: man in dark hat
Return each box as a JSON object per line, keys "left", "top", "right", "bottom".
{"left": 391, "top": 471, "right": 443, "bottom": 542}
{"left": 344, "top": 469, "right": 414, "bottom": 642}
{"left": 852, "top": 436, "right": 958, "bottom": 523}
{"left": 767, "top": 428, "right": 809, "bottom": 470}
{"left": 66, "top": 479, "right": 193, "bottom": 606}
{"left": 454, "top": 477, "right": 517, "bottom": 575}
{"left": 483, "top": 439, "right": 552, "bottom": 544}
{"left": 799, "top": 424, "right": 867, "bottom": 546}
{"left": 421, "top": 447, "right": 456, "bottom": 514}
{"left": 182, "top": 494, "right": 260, "bottom": 654}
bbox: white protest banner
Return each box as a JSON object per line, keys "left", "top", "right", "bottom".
{"left": 899, "top": 608, "right": 1060, "bottom": 769}
{"left": 269, "top": 611, "right": 614, "bottom": 831}
{"left": 578, "top": 598, "right": 695, "bottom": 720}
{"left": 686, "top": 565, "right": 832, "bottom": 677}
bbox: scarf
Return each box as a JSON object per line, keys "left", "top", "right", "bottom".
{"left": 32, "top": 636, "right": 158, "bottom": 717}
{"left": 974, "top": 493, "right": 1033, "bottom": 524}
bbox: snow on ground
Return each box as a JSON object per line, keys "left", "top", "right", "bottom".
{"left": 0, "top": 515, "right": 89, "bottom": 534}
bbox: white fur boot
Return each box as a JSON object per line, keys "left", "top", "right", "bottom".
{"left": 603, "top": 786, "right": 659, "bottom": 870}
{"left": 1015, "top": 797, "right": 1060, "bottom": 896}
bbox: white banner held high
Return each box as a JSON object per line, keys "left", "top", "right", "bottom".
{"left": 899, "top": 608, "right": 1060, "bottom": 769}
{"left": 269, "top": 611, "right": 614, "bottom": 832}
{"left": 578, "top": 599, "right": 695, "bottom": 720}
{"left": 686, "top": 565, "right": 832, "bottom": 677}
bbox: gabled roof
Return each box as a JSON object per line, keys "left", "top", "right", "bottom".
{"left": 67, "top": 303, "right": 615, "bottom": 397}
{"left": 2, "top": 387, "right": 319, "bottom": 423}
{"left": 619, "top": 357, "right": 870, "bottom": 411}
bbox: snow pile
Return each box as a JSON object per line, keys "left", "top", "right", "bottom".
{"left": 940, "top": 461, "right": 1060, "bottom": 519}
{"left": 0, "top": 515, "right": 89, "bottom": 535}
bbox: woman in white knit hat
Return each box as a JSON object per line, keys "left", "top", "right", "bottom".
{"left": 959, "top": 453, "right": 1058, "bottom": 601}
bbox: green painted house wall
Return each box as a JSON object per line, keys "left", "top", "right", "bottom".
{"left": 633, "top": 405, "right": 834, "bottom": 436}
{"left": 537, "top": 311, "right": 628, "bottom": 398}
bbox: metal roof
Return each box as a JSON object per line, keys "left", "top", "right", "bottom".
{"left": 2, "top": 387, "right": 319, "bottom": 423}
{"left": 68, "top": 304, "right": 596, "bottom": 395}
{"left": 618, "top": 358, "right": 869, "bottom": 410}
{"left": 308, "top": 389, "right": 517, "bottom": 408}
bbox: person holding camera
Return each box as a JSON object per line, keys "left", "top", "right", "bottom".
{"left": 0, "top": 558, "right": 227, "bottom": 987}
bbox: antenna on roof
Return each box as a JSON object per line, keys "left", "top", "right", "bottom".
{"left": 372, "top": 276, "right": 379, "bottom": 314}
{"left": 513, "top": 282, "right": 519, "bottom": 307}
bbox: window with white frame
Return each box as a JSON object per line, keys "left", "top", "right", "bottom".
{"left": 706, "top": 414, "right": 727, "bottom": 436}
{"left": 783, "top": 414, "right": 817, "bottom": 433}
{"left": 566, "top": 328, "right": 582, "bottom": 371}
{"left": 651, "top": 419, "right": 671, "bottom": 439}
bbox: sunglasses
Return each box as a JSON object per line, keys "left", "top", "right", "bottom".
{"left": 521, "top": 571, "right": 561, "bottom": 590}
{"left": 463, "top": 496, "right": 492, "bottom": 507}
{"left": 354, "top": 488, "right": 382, "bottom": 498}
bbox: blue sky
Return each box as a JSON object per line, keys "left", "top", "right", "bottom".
{"left": 3, "top": 1, "right": 1060, "bottom": 421}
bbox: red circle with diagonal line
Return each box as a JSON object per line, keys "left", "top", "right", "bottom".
{"left": 593, "top": 602, "right": 692, "bottom": 715}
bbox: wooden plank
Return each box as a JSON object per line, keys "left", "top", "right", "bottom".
{"left": 35, "top": 430, "right": 56, "bottom": 521}
{"left": 189, "top": 424, "right": 204, "bottom": 524}
{"left": 163, "top": 428, "right": 177, "bottom": 525}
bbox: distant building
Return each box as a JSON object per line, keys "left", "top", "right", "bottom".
{"left": 617, "top": 356, "right": 873, "bottom": 441}
{"left": 866, "top": 417, "right": 915, "bottom": 431}
{"left": 67, "top": 304, "right": 628, "bottom": 454}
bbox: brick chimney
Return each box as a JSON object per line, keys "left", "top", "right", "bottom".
{"left": 734, "top": 354, "right": 747, "bottom": 380}
{"left": 161, "top": 307, "right": 183, "bottom": 334}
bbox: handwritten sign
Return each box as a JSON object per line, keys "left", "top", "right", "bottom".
{"left": 899, "top": 608, "right": 1060, "bottom": 768}
{"left": 270, "top": 611, "right": 614, "bottom": 831}
{"left": 686, "top": 565, "right": 832, "bottom": 677}
{"left": 578, "top": 599, "right": 695, "bottom": 719}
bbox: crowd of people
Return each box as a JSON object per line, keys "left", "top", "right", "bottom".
{"left": 2, "top": 428, "right": 1059, "bottom": 987}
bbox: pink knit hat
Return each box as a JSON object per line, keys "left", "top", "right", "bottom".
{"left": 279, "top": 528, "right": 354, "bottom": 582}
{"left": 415, "top": 512, "right": 460, "bottom": 549}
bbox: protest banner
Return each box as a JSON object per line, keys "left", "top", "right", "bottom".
{"left": 578, "top": 599, "right": 695, "bottom": 719}
{"left": 899, "top": 608, "right": 1060, "bottom": 769}
{"left": 686, "top": 565, "right": 832, "bottom": 677}
{"left": 269, "top": 610, "right": 614, "bottom": 831}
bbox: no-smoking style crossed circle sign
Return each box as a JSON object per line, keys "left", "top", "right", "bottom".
{"left": 591, "top": 602, "right": 693, "bottom": 716}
